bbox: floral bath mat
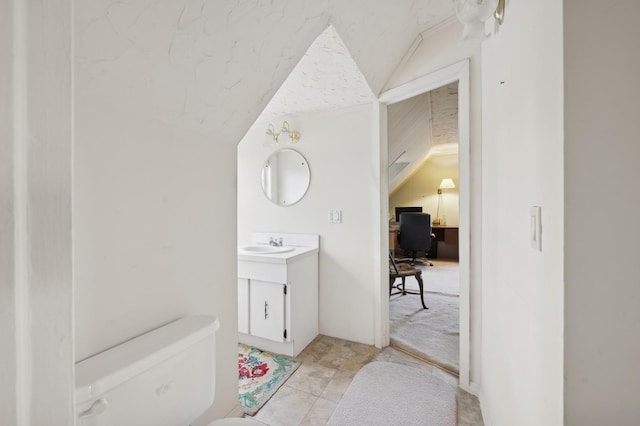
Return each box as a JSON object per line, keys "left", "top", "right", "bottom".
{"left": 238, "top": 344, "right": 300, "bottom": 415}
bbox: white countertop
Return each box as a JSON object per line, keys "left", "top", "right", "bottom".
{"left": 237, "top": 246, "right": 318, "bottom": 264}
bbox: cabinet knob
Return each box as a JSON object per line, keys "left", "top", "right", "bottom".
{"left": 264, "top": 301, "right": 269, "bottom": 319}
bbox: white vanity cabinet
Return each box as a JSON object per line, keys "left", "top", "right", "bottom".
{"left": 238, "top": 234, "right": 319, "bottom": 357}
{"left": 246, "top": 279, "right": 286, "bottom": 343}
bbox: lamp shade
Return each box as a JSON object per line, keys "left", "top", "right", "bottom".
{"left": 439, "top": 178, "right": 456, "bottom": 189}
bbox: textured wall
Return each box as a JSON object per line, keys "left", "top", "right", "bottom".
{"left": 430, "top": 82, "right": 459, "bottom": 146}
{"left": 73, "top": 0, "right": 457, "bottom": 421}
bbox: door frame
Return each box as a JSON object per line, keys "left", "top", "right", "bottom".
{"left": 376, "top": 59, "right": 472, "bottom": 391}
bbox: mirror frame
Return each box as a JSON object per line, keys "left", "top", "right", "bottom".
{"left": 261, "top": 148, "right": 311, "bottom": 206}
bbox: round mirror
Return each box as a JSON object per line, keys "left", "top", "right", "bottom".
{"left": 261, "top": 149, "right": 310, "bottom": 206}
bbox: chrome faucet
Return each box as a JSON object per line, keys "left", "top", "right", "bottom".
{"left": 268, "top": 237, "right": 283, "bottom": 247}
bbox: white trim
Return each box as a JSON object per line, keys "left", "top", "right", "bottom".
{"left": 382, "top": 34, "right": 423, "bottom": 94}
{"left": 468, "top": 381, "right": 481, "bottom": 396}
{"left": 379, "top": 60, "right": 467, "bottom": 105}
{"left": 376, "top": 59, "right": 473, "bottom": 390}
{"left": 457, "top": 60, "right": 472, "bottom": 391}
{"left": 419, "top": 15, "right": 459, "bottom": 39}
{"left": 375, "top": 101, "right": 389, "bottom": 348}
{"left": 13, "top": 0, "right": 31, "bottom": 423}
{"left": 265, "top": 101, "right": 375, "bottom": 121}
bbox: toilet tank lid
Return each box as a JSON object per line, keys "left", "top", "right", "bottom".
{"left": 75, "top": 315, "right": 220, "bottom": 405}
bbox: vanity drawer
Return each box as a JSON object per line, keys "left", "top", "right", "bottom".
{"left": 238, "top": 260, "right": 287, "bottom": 283}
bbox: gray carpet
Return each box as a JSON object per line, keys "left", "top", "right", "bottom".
{"left": 327, "top": 361, "right": 456, "bottom": 426}
{"left": 390, "top": 290, "right": 459, "bottom": 374}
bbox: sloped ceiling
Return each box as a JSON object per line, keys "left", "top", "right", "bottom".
{"left": 388, "top": 82, "right": 459, "bottom": 194}
{"left": 76, "top": 0, "right": 456, "bottom": 145}
{"left": 263, "top": 25, "right": 376, "bottom": 116}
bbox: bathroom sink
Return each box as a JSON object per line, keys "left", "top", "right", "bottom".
{"left": 239, "top": 245, "right": 295, "bottom": 255}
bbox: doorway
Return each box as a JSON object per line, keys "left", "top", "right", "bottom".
{"left": 388, "top": 81, "right": 461, "bottom": 375}
{"left": 377, "top": 59, "right": 473, "bottom": 391}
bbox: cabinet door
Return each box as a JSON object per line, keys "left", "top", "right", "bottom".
{"left": 238, "top": 278, "right": 249, "bottom": 334}
{"left": 249, "top": 280, "right": 285, "bottom": 343}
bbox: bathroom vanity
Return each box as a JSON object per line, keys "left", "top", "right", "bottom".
{"left": 237, "top": 233, "right": 319, "bottom": 357}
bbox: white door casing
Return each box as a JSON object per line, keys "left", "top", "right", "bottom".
{"left": 377, "top": 59, "right": 474, "bottom": 392}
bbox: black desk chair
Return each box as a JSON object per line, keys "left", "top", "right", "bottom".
{"left": 396, "top": 212, "right": 435, "bottom": 267}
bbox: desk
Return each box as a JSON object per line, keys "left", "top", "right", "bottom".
{"left": 389, "top": 224, "right": 459, "bottom": 259}
{"left": 432, "top": 226, "right": 459, "bottom": 245}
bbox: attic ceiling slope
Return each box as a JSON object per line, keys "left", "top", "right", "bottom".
{"left": 329, "top": 0, "right": 456, "bottom": 96}
{"left": 263, "top": 25, "right": 376, "bottom": 116}
{"left": 75, "top": 0, "right": 455, "bottom": 145}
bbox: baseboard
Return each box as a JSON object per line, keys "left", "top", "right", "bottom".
{"left": 468, "top": 381, "right": 480, "bottom": 396}
{"left": 458, "top": 378, "right": 480, "bottom": 396}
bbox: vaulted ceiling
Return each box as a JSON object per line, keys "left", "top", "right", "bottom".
{"left": 76, "top": 0, "right": 456, "bottom": 145}
{"left": 262, "top": 25, "right": 377, "bottom": 116}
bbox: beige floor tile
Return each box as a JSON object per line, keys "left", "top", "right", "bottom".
{"left": 251, "top": 385, "right": 316, "bottom": 426}
{"left": 300, "top": 398, "right": 338, "bottom": 425}
{"left": 457, "top": 387, "right": 485, "bottom": 425}
{"left": 285, "top": 363, "right": 337, "bottom": 397}
{"left": 372, "top": 346, "right": 394, "bottom": 362}
{"left": 241, "top": 337, "right": 480, "bottom": 425}
{"left": 224, "top": 404, "right": 246, "bottom": 418}
{"left": 297, "top": 336, "right": 331, "bottom": 364}
{"left": 311, "top": 339, "right": 380, "bottom": 373}
{"left": 319, "top": 370, "right": 355, "bottom": 403}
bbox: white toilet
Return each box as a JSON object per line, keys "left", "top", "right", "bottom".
{"left": 75, "top": 315, "right": 263, "bottom": 426}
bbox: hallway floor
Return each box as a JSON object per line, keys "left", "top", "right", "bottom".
{"left": 390, "top": 258, "right": 460, "bottom": 373}
{"left": 226, "top": 334, "right": 483, "bottom": 425}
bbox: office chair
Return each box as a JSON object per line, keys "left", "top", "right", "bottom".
{"left": 389, "top": 251, "right": 428, "bottom": 309}
{"left": 396, "top": 212, "right": 435, "bottom": 267}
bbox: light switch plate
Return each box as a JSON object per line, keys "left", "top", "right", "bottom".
{"left": 328, "top": 209, "right": 342, "bottom": 224}
{"left": 530, "top": 206, "right": 542, "bottom": 251}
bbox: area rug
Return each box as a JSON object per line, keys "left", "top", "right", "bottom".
{"left": 390, "top": 290, "right": 459, "bottom": 374}
{"left": 238, "top": 344, "right": 300, "bottom": 415}
{"left": 327, "top": 361, "right": 456, "bottom": 426}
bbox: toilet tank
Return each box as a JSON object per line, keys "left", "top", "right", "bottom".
{"left": 75, "top": 315, "right": 220, "bottom": 426}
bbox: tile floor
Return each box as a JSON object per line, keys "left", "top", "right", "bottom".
{"left": 227, "top": 335, "right": 483, "bottom": 425}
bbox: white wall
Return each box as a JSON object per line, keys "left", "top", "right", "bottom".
{"left": 384, "top": 18, "right": 483, "bottom": 388}
{"left": 1, "top": 1, "right": 17, "bottom": 422}
{"left": 1, "top": 0, "right": 74, "bottom": 424}
{"left": 72, "top": 1, "right": 457, "bottom": 421}
{"left": 73, "top": 1, "right": 274, "bottom": 419}
{"left": 481, "top": 1, "right": 564, "bottom": 424}
{"left": 564, "top": 2, "right": 640, "bottom": 424}
{"left": 390, "top": 153, "right": 459, "bottom": 227}
{"left": 238, "top": 105, "right": 379, "bottom": 345}
{"left": 74, "top": 104, "right": 239, "bottom": 421}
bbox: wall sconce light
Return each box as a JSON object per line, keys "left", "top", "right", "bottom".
{"left": 434, "top": 178, "right": 456, "bottom": 226}
{"left": 266, "top": 124, "right": 280, "bottom": 143}
{"left": 454, "top": 0, "right": 505, "bottom": 40}
{"left": 494, "top": 0, "right": 506, "bottom": 25}
{"left": 265, "top": 121, "right": 301, "bottom": 144}
{"left": 281, "top": 121, "right": 300, "bottom": 143}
